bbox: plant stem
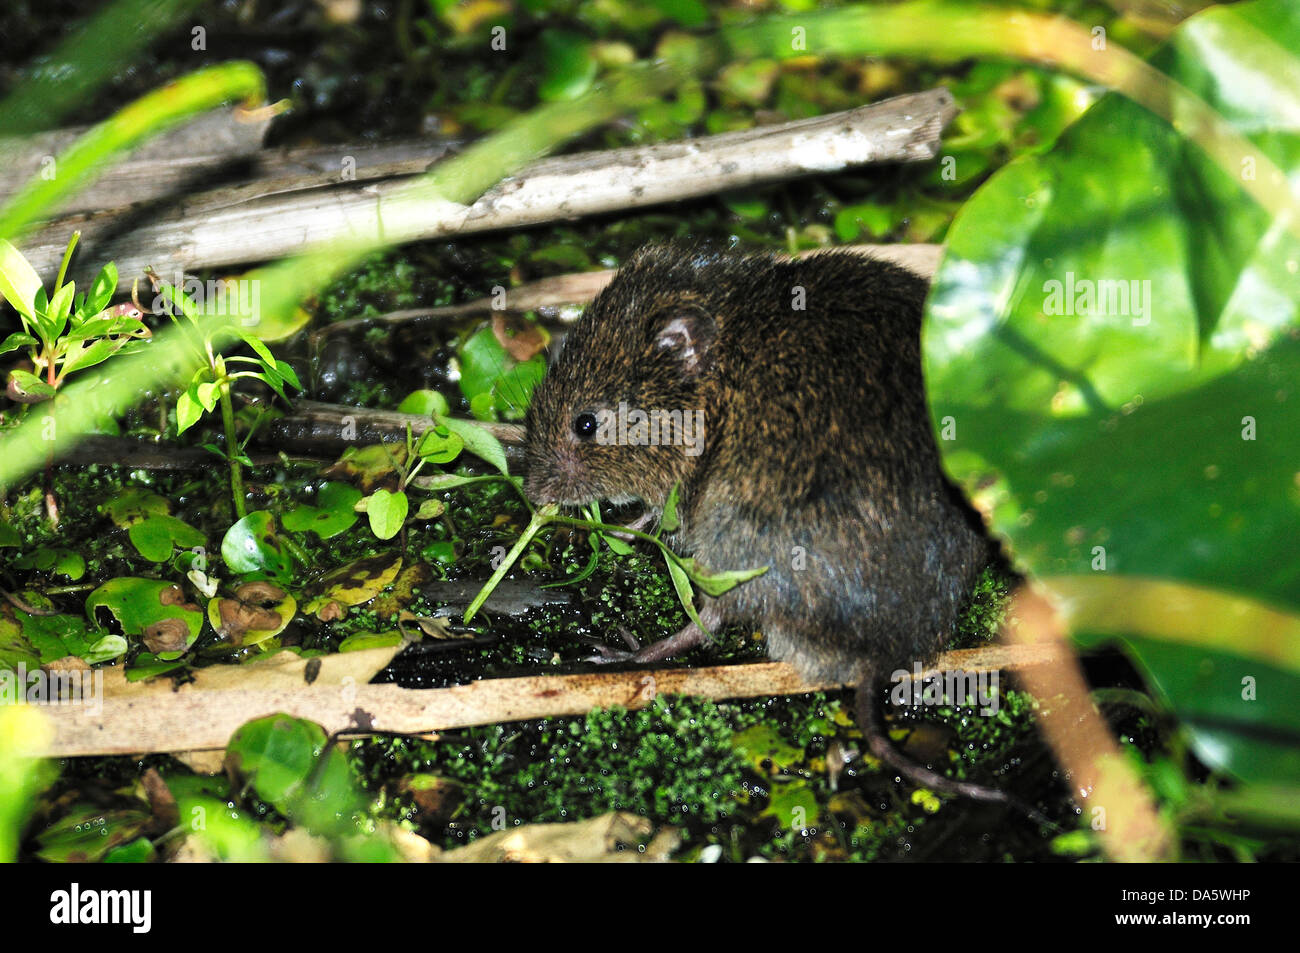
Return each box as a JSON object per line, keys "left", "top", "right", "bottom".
{"left": 43, "top": 347, "right": 58, "bottom": 528}
{"left": 463, "top": 504, "right": 557, "bottom": 623}
{"left": 215, "top": 356, "right": 246, "bottom": 521}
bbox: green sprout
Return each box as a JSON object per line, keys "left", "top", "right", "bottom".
{"left": 147, "top": 270, "right": 300, "bottom": 521}
{"left": 0, "top": 233, "right": 149, "bottom": 401}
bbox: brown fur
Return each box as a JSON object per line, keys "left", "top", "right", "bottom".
{"left": 524, "top": 243, "right": 992, "bottom": 685}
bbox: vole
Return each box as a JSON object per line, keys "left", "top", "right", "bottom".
{"left": 523, "top": 244, "right": 1029, "bottom": 813}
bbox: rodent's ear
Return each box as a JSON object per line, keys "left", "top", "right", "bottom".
{"left": 652, "top": 307, "right": 716, "bottom": 376}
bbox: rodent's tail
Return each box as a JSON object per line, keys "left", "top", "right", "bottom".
{"left": 853, "top": 671, "right": 1058, "bottom": 829}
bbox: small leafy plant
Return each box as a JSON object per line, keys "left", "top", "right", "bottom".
{"left": 0, "top": 233, "right": 150, "bottom": 524}
{"left": 0, "top": 233, "right": 149, "bottom": 402}
{"left": 463, "top": 483, "right": 769, "bottom": 637}
{"left": 147, "top": 270, "right": 300, "bottom": 520}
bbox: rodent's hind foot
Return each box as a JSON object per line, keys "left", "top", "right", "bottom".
{"left": 584, "top": 620, "right": 710, "bottom": 665}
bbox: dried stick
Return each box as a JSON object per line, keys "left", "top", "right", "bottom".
{"left": 18, "top": 89, "right": 956, "bottom": 283}
{"left": 36, "top": 644, "right": 1062, "bottom": 757}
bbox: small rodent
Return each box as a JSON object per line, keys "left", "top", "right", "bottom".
{"left": 524, "top": 244, "right": 1022, "bottom": 812}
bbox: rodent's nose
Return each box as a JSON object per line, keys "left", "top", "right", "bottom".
{"left": 524, "top": 448, "right": 585, "bottom": 505}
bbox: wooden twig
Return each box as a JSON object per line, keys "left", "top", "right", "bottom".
{"left": 36, "top": 644, "right": 1063, "bottom": 757}
{"left": 18, "top": 89, "right": 957, "bottom": 284}
{"left": 262, "top": 402, "right": 526, "bottom": 466}
{"left": 0, "top": 107, "right": 274, "bottom": 215}
{"left": 312, "top": 242, "right": 942, "bottom": 341}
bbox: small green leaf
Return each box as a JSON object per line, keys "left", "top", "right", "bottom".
{"left": 438, "top": 417, "right": 509, "bottom": 475}
{"left": 14, "top": 547, "right": 84, "bottom": 580}
{"left": 338, "top": 630, "right": 403, "bottom": 653}
{"left": 48, "top": 281, "right": 75, "bottom": 325}
{"left": 365, "top": 489, "right": 409, "bottom": 541}
{"left": 274, "top": 359, "right": 301, "bottom": 391}
{"left": 59, "top": 337, "right": 121, "bottom": 376}
{"left": 660, "top": 483, "right": 681, "bottom": 533}
{"left": 87, "top": 261, "right": 117, "bottom": 315}
{"left": 127, "top": 515, "right": 205, "bottom": 563}
{"left": 676, "top": 555, "right": 769, "bottom": 597}
{"left": 0, "top": 332, "right": 36, "bottom": 356}
{"left": 176, "top": 388, "right": 203, "bottom": 434}
{"left": 538, "top": 29, "right": 598, "bottom": 102}
{"left": 414, "top": 498, "right": 446, "bottom": 520}
{"left": 603, "top": 532, "right": 634, "bottom": 556}
{"left": 397, "top": 389, "right": 451, "bottom": 417}
{"left": 221, "top": 511, "right": 292, "bottom": 578}
{"left": 101, "top": 487, "right": 170, "bottom": 527}
{"left": 196, "top": 381, "right": 220, "bottom": 412}
{"left": 0, "top": 239, "right": 42, "bottom": 320}
{"left": 663, "top": 550, "right": 708, "bottom": 634}
{"left": 282, "top": 482, "right": 362, "bottom": 539}
{"left": 414, "top": 426, "right": 464, "bottom": 464}
{"left": 6, "top": 370, "right": 56, "bottom": 401}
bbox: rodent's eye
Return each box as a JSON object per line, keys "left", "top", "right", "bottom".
{"left": 572, "top": 412, "right": 598, "bottom": 440}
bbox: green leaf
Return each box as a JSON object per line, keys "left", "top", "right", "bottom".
{"left": 438, "top": 416, "right": 510, "bottom": 475}
{"left": 660, "top": 483, "right": 681, "bottom": 533}
{"left": 414, "top": 425, "right": 464, "bottom": 464}
{"left": 48, "top": 281, "right": 75, "bottom": 327}
{"left": 176, "top": 387, "right": 203, "bottom": 434}
{"left": 196, "top": 381, "right": 220, "bottom": 412}
{"left": 100, "top": 487, "right": 169, "bottom": 527}
{"left": 221, "top": 511, "right": 292, "bottom": 578}
{"left": 414, "top": 498, "right": 445, "bottom": 520}
{"left": 87, "top": 260, "right": 117, "bottom": 315}
{"left": 338, "top": 630, "right": 403, "bottom": 653}
{"left": 0, "top": 239, "right": 41, "bottom": 320}
{"left": 538, "top": 30, "right": 598, "bottom": 102}
{"left": 397, "top": 389, "right": 451, "bottom": 417}
{"left": 59, "top": 337, "right": 121, "bottom": 377}
{"left": 232, "top": 326, "right": 277, "bottom": 366}
{"left": 127, "top": 515, "right": 205, "bottom": 563}
{"left": 0, "top": 332, "right": 36, "bottom": 356}
{"left": 365, "top": 489, "right": 409, "bottom": 541}
{"left": 603, "top": 533, "right": 634, "bottom": 556}
{"left": 663, "top": 550, "right": 708, "bottom": 634}
{"left": 456, "top": 327, "right": 545, "bottom": 421}
{"left": 226, "top": 714, "right": 369, "bottom": 838}
{"left": 674, "top": 555, "right": 768, "bottom": 597}
{"left": 13, "top": 546, "right": 84, "bottom": 580}
{"left": 85, "top": 577, "right": 202, "bottom": 660}
{"left": 156, "top": 282, "right": 196, "bottom": 323}
{"left": 6, "top": 370, "right": 55, "bottom": 401}
{"left": 282, "top": 482, "right": 362, "bottom": 539}
{"left": 274, "top": 359, "right": 301, "bottom": 391}
{"left": 923, "top": 0, "right": 1300, "bottom": 783}
{"left": 226, "top": 715, "right": 325, "bottom": 809}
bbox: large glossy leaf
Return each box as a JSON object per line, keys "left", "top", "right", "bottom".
{"left": 923, "top": 0, "right": 1300, "bottom": 782}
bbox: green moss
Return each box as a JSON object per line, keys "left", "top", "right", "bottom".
{"left": 951, "top": 564, "right": 1016, "bottom": 650}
